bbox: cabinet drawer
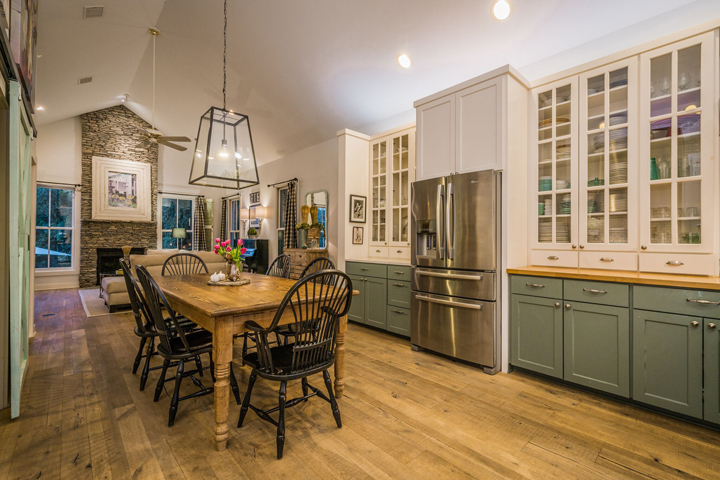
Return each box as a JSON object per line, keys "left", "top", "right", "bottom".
{"left": 387, "top": 265, "right": 411, "bottom": 281}
{"left": 386, "top": 306, "right": 411, "bottom": 336}
{"left": 564, "top": 279, "right": 629, "bottom": 307}
{"left": 389, "top": 247, "right": 410, "bottom": 259}
{"left": 634, "top": 285, "right": 720, "bottom": 319}
{"left": 345, "top": 262, "right": 387, "bottom": 279}
{"left": 369, "top": 246, "right": 389, "bottom": 258}
{"left": 530, "top": 250, "right": 578, "bottom": 268}
{"left": 387, "top": 280, "right": 411, "bottom": 308}
{"left": 579, "top": 252, "right": 638, "bottom": 271}
{"left": 510, "top": 275, "right": 562, "bottom": 299}
{"left": 639, "top": 253, "right": 716, "bottom": 276}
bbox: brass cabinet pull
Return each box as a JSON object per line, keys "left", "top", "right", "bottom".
{"left": 554, "top": 302, "right": 560, "bottom": 308}
{"left": 579, "top": 245, "right": 585, "bottom": 249}
{"left": 360, "top": 268, "right": 369, "bottom": 271}
{"left": 583, "top": 288, "right": 608, "bottom": 294}
{"left": 708, "top": 323, "right": 717, "bottom": 329}
{"left": 565, "top": 304, "right": 571, "bottom": 310}
{"left": 396, "top": 250, "right": 403, "bottom": 253}
{"left": 525, "top": 283, "right": 545, "bottom": 288}
{"left": 376, "top": 250, "right": 382, "bottom": 253}
{"left": 391, "top": 309, "right": 406, "bottom": 315}
{"left": 641, "top": 245, "right": 648, "bottom": 250}
{"left": 691, "top": 321, "right": 700, "bottom": 327}
{"left": 600, "top": 257, "right": 614, "bottom": 262}
{"left": 572, "top": 244, "right": 577, "bottom": 249}
{"left": 666, "top": 260, "right": 684, "bottom": 266}
{"left": 393, "top": 271, "right": 405, "bottom": 274}
{"left": 392, "top": 283, "right": 406, "bottom": 287}
{"left": 547, "top": 256, "right": 559, "bottom": 260}
{"left": 686, "top": 298, "right": 720, "bottom": 305}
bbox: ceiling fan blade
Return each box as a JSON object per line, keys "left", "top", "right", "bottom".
{"left": 159, "top": 140, "right": 188, "bottom": 152}
{"left": 146, "top": 128, "right": 163, "bottom": 136}
{"left": 159, "top": 136, "right": 192, "bottom": 143}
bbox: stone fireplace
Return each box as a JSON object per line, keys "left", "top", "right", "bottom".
{"left": 95, "top": 247, "right": 146, "bottom": 285}
{"left": 79, "top": 105, "right": 159, "bottom": 287}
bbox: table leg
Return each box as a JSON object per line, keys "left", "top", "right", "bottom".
{"left": 334, "top": 314, "right": 347, "bottom": 398}
{"left": 212, "top": 321, "right": 234, "bottom": 451}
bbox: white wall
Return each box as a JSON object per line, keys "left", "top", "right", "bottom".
{"left": 337, "top": 130, "right": 370, "bottom": 271}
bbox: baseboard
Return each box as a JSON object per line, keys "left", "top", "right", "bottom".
{"left": 34, "top": 281, "right": 80, "bottom": 291}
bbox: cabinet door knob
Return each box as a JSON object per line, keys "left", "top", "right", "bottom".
{"left": 691, "top": 321, "right": 700, "bottom": 327}
{"left": 579, "top": 245, "right": 585, "bottom": 249}
{"left": 554, "top": 302, "right": 560, "bottom": 308}
{"left": 641, "top": 245, "right": 648, "bottom": 250}
{"left": 565, "top": 304, "right": 571, "bottom": 310}
{"left": 571, "top": 244, "right": 577, "bottom": 249}
{"left": 708, "top": 323, "right": 717, "bottom": 329}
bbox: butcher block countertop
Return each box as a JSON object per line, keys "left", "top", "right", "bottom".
{"left": 507, "top": 266, "right": 720, "bottom": 291}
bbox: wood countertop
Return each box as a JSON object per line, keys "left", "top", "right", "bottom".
{"left": 507, "top": 266, "right": 720, "bottom": 291}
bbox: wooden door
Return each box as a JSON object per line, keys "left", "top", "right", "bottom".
{"left": 632, "top": 309, "right": 702, "bottom": 418}
{"left": 9, "top": 80, "right": 33, "bottom": 418}
{"left": 416, "top": 95, "right": 455, "bottom": 181}
{"left": 704, "top": 319, "right": 720, "bottom": 425}
{"left": 455, "top": 76, "right": 502, "bottom": 173}
{"left": 510, "top": 294, "right": 563, "bottom": 378}
{"left": 564, "top": 302, "right": 630, "bottom": 397}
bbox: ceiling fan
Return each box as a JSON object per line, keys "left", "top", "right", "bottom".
{"left": 137, "top": 28, "right": 192, "bottom": 152}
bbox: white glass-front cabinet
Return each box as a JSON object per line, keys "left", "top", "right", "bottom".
{"left": 638, "top": 32, "right": 716, "bottom": 274}
{"left": 530, "top": 78, "right": 579, "bottom": 267}
{"left": 369, "top": 128, "right": 415, "bottom": 258}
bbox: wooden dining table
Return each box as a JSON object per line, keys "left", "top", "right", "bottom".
{"left": 154, "top": 272, "right": 351, "bottom": 451}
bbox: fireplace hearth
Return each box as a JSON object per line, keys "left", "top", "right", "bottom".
{"left": 95, "top": 247, "right": 146, "bottom": 285}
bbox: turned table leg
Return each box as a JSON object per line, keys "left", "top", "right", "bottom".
{"left": 213, "top": 321, "right": 234, "bottom": 451}
{"left": 334, "top": 314, "right": 347, "bottom": 398}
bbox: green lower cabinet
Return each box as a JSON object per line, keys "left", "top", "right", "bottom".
{"left": 347, "top": 274, "right": 365, "bottom": 324}
{"left": 364, "top": 277, "right": 387, "bottom": 329}
{"left": 564, "top": 302, "right": 630, "bottom": 397}
{"left": 632, "top": 310, "right": 703, "bottom": 418}
{"left": 704, "top": 319, "right": 720, "bottom": 425}
{"left": 387, "top": 280, "right": 411, "bottom": 309}
{"left": 511, "top": 294, "right": 563, "bottom": 379}
{"left": 387, "top": 306, "right": 411, "bottom": 336}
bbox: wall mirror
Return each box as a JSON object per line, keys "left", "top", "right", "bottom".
{"left": 302, "top": 190, "right": 328, "bottom": 249}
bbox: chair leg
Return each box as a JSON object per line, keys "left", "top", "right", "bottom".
{"left": 168, "top": 360, "right": 185, "bottom": 427}
{"left": 241, "top": 334, "right": 248, "bottom": 366}
{"left": 154, "top": 358, "right": 170, "bottom": 402}
{"left": 139, "top": 337, "right": 155, "bottom": 391}
{"left": 301, "top": 377, "right": 309, "bottom": 400}
{"left": 237, "top": 370, "right": 257, "bottom": 428}
{"left": 323, "top": 370, "right": 342, "bottom": 428}
{"left": 133, "top": 337, "right": 147, "bottom": 374}
{"left": 195, "top": 355, "right": 204, "bottom": 377}
{"left": 229, "top": 364, "right": 241, "bottom": 405}
{"left": 277, "top": 380, "right": 287, "bottom": 459}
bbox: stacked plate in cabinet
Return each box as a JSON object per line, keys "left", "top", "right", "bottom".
{"left": 609, "top": 191, "right": 627, "bottom": 213}
{"left": 609, "top": 129, "right": 628, "bottom": 151}
{"left": 556, "top": 221, "right": 570, "bottom": 243}
{"left": 609, "top": 162, "right": 628, "bottom": 184}
{"left": 609, "top": 215, "right": 628, "bottom": 243}
{"left": 539, "top": 221, "right": 552, "bottom": 242}
{"left": 558, "top": 194, "right": 572, "bottom": 215}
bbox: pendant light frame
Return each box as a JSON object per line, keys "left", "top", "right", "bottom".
{"left": 188, "top": 0, "right": 260, "bottom": 190}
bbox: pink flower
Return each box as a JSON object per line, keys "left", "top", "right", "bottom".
{"left": 226, "top": 246, "right": 231, "bottom": 252}
{"left": 215, "top": 238, "right": 220, "bottom": 243}
{"left": 214, "top": 246, "right": 219, "bottom": 253}
{"left": 240, "top": 247, "right": 247, "bottom": 255}
{"left": 237, "top": 239, "right": 242, "bottom": 246}
{"left": 221, "top": 240, "right": 228, "bottom": 247}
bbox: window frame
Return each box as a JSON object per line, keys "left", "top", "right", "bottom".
{"left": 229, "top": 198, "right": 243, "bottom": 245}
{"left": 158, "top": 195, "right": 195, "bottom": 251}
{"left": 35, "top": 185, "right": 77, "bottom": 273}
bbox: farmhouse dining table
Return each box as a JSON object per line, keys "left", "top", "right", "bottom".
{"left": 154, "top": 272, "right": 352, "bottom": 451}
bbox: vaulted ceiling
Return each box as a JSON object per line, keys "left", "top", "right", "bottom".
{"left": 35, "top": 0, "right": 719, "bottom": 167}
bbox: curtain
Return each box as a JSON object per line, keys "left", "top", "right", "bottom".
{"left": 193, "top": 197, "right": 206, "bottom": 251}
{"left": 283, "top": 182, "right": 297, "bottom": 249}
{"left": 220, "top": 198, "right": 227, "bottom": 242}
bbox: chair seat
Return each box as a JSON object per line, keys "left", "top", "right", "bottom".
{"left": 243, "top": 343, "right": 294, "bottom": 373}
{"left": 158, "top": 329, "right": 213, "bottom": 358}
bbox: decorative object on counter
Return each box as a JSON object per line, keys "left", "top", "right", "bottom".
{"left": 213, "top": 238, "right": 247, "bottom": 282}
{"left": 304, "top": 190, "right": 328, "bottom": 249}
{"left": 349, "top": 194, "right": 366, "bottom": 223}
{"left": 295, "top": 222, "right": 309, "bottom": 248}
{"left": 308, "top": 222, "right": 324, "bottom": 241}
{"left": 188, "top": 0, "right": 260, "bottom": 190}
{"left": 352, "top": 226, "right": 364, "bottom": 244}
{"left": 310, "top": 205, "right": 319, "bottom": 224}
{"left": 247, "top": 227, "right": 258, "bottom": 239}
{"left": 121, "top": 245, "right": 132, "bottom": 262}
{"left": 300, "top": 204, "right": 310, "bottom": 223}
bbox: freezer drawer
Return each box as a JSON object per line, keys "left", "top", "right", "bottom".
{"left": 411, "top": 292, "right": 496, "bottom": 367}
{"left": 412, "top": 267, "right": 495, "bottom": 301}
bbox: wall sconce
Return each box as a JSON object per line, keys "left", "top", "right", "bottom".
{"left": 252, "top": 206, "right": 267, "bottom": 219}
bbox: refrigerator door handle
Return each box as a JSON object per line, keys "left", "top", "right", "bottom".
{"left": 416, "top": 270, "right": 483, "bottom": 281}
{"left": 448, "top": 182, "right": 455, "bottom": 260}
{"left": 436, "top": 184, "right": 445, "bottom": 260}
{"left": 415, "top": 295, "right": 482, "bottom": 310}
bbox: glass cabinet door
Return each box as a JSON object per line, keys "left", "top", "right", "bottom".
{"left": 579, "top": 60, "right": 637, "bottom": 251}
{"left": 639, "top": 32, "right": 714, "bottom": 253}
{"left": 371, "top": 139, "right": 387, "bottom": 244}
{"left": 532, "top": 79, "right": 578, "bottom": 250}
{"left": 390, "top": 131, "right": 413, "bottom": 246}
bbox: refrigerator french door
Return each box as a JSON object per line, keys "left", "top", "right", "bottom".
{"left": 410, "top": 170, "right": 501, "bottom": 373}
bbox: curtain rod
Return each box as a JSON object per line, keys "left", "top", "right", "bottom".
{"left": 221, "top": 192, "right": 241, "bottom": 200}
{"left": 268, "top": 177, "right": 298, "bottom": 188}
{"left": 37, "top": 180, "right": 82, "bottom": 188}
{"left": 158, "top": 191, "right": 205, "bottom": 198}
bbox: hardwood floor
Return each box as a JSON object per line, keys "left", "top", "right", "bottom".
{"left": 2, "top": 289, "right": 720, "bottom": 479}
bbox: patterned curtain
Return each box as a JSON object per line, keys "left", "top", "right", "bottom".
{"left": 193, "top": 197, "right": 207, "bottom": 251}
{"left": 220, "top": 199, "right": 227, "bottom": 241}
{"left": 283, "top": 182, "right": 297, "bottom": 249}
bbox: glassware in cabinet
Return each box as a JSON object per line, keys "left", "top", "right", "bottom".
{"left": 371, "top": 139, "right": 388, "bottom": 244}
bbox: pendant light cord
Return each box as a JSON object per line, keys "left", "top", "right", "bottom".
{"left": 222, "top": 0, "right": 227, "bottom": 111}
{"left": 152, "top": 33, "right": 156, "bottom": 128}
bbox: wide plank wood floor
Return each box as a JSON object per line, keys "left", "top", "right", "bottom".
{"left": 1, "top": 289, "right": 720, "bottom": 479}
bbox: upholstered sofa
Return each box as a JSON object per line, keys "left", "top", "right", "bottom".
{"left": 101, "top": 250, "right": 226, "bottom": 312}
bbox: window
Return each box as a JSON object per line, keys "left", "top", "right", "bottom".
{"left": 229, "top": 198, "right": 242, "bottom": 245}
{"left": 35, "top": 187, "right": 74, "bottom": 269}
{"left": 277, "top": 187, "right": 288, "bottom": 255}
{"left": 161, "top": 196, "right": 194, "bottom": 250}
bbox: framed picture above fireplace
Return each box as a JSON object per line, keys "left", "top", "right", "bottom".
{"left": 91, "top": 157, "right": 152, "bottom": 222}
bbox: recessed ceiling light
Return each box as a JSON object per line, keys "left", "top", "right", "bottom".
{"left": 36, "top": 106, "right": 44, "bottom": 111}
{"left": 397, "top": 53, "right": 412, "bottom": 69}
{"left": 491, "top": 0, "right": 512, "bottom": 21}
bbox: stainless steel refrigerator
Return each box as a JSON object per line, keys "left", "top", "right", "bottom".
{"left": 410, "top": 169, "right": 501, "bottom": 374}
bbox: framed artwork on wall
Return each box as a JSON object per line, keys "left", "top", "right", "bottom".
{"left": 349, "top": 194, "right": 366, "bottom": 223}
{"left": 91, "top": 157, "right": 152, "bottom": 222}
{"left": 352, "top": 226, "right": 364, "bottom": 245}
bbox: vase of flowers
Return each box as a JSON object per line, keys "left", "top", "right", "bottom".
{"left": 214, "top": 238, "right": 247, "bottom": 282}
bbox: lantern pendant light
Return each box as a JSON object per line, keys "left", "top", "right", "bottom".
{"left": 189, "top": 0, "right": 260, "bottom": 189}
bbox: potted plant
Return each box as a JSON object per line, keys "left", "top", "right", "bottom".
{"left": 247, "top": 228, "right": 258, "bottom": 239}
{"left": 213, "top": 238, "right": 247, "bottom": 281}
{"left": 295, "top": 222, "right": 310, "bottom": 248}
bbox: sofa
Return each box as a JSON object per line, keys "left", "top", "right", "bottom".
{"left": 101, "top": 250, "right": 226, "bottom": 312}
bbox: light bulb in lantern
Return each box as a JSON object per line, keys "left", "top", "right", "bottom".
{"left": 235, "top": 152, "right": 242, "bottom": 159}
{"left": 219, "top": 139, "right": 229, "bottom": 158}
